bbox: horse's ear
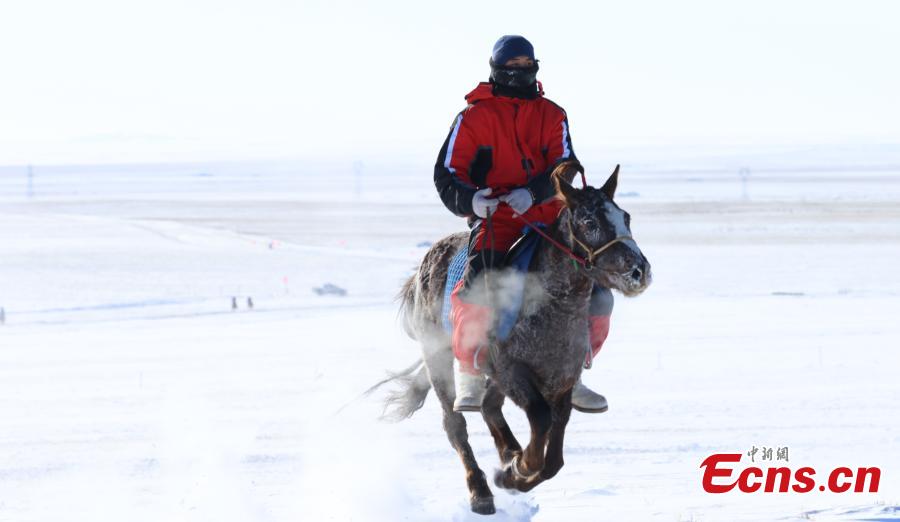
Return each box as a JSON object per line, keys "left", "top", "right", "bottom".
{"left": 552, "top": 160, "right": 582, "bottom": 207}
{"left": 600, "top": 164, "right": 620, "bottom": 199}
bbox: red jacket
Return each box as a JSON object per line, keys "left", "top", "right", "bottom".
{"left": 434, "top": 81, "right": 576, "bottom": 218}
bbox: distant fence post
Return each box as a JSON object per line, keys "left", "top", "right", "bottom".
{"left": 27, "top": 165, "right": 35, "bottom": 198}
{"left": 739, "top": 167, "right": 751, "bottom": 201}
{"left": 352, "top": 160, "right": 364, "bottom": 197}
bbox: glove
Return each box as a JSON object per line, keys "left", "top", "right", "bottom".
{"left": 499, "top": 188, "right": 534, "bottom": 215}
{"left": 471, "top": 188, "right": 500, "bottom": 218}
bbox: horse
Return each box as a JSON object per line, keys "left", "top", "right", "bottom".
{"left": 376, "top": 160, "right": 652, "bottom": 515}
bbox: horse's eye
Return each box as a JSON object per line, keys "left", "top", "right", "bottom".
{"left": 582, "top": 218, "right": 599, "bottom": 231}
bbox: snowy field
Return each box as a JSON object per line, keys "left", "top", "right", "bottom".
{"left": 0, "top": 161, "right": 898, "bottom": 521}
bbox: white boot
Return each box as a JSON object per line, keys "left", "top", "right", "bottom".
{"left": 571, "top": 378, "right": 608, "bottom": 413}
{"left": 453, "top": 360, "right": 486, "bottom": 412}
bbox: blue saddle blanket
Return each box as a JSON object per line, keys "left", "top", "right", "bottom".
{"left": 441, "top": 227, "right": 542, "bottom": 341}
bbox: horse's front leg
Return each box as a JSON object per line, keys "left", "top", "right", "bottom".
{"left": 496, "top": 391, "right": 572, "bottom": 492}
{"left": 540, "top": 389, "right": 573, "bottom": 481}
{"left": 493, "top": 371, "right": 552, "bottom": 492}
{"left": 481, "top": 382, "right": 522, "bottom": 465}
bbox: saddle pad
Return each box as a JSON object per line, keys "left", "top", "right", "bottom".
{"left": 441, "top": 227, "right": 541, "bottom": 341}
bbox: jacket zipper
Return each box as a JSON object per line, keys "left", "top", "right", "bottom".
{"left": 512, "top": 105, "right": 532, "bottom": 181}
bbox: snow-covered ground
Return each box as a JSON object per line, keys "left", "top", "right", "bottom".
{"left": 1, "top": 162, "right": 898, "bottom": 521}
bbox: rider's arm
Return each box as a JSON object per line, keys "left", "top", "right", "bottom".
{"left": 526, "top": 106, "right": 577, "bottom": 202}
{"left": 434, "top": 110, "right": 484, "bottom": 217}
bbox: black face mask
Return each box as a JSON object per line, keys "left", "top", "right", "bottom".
{"left": 489, "top": 59, "right": 539, "bottom": 90}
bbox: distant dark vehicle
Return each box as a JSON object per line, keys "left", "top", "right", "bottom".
{"left": 313, "top": 283, "right": 347, "bottom": 297}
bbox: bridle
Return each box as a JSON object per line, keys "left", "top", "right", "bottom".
{"left": 565, "top": 219, "right": 633, "bottom": 269}
{"left": 513, "top": 209, "right": 632, "bottom": 270}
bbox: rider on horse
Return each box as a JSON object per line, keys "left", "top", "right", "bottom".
{"left": 434, "top": 35, "right": 614, "bottom": 413}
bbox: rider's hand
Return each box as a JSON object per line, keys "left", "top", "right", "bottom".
{"left": 472, "top": 188, "right": 500, "bottom": 218}
{"left": 499, "top": 188, "right": 534, "bottom": 215}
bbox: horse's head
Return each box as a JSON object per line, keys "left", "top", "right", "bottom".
{"left": 552, "top": 161, "right": 652, "bottom": 297}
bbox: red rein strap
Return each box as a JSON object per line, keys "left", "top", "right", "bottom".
{"left": 513, "top": 211, "right": 589, "bottom": 267}
{"left": 490, "top": 166, "right": 588, "bottom": 266}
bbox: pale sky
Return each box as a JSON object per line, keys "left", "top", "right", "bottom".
{"left": 1, "top": 0, "right": 898, "bottom": 165}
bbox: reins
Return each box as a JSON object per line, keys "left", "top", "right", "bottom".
{"left": 476, "top": 206, "right": 497, "bottom": 371}
{"left": 512, "top": 210, "right": 631, "bottom": 270}
{"left": 512, "top": 211, "right": 587, "bottom": 266}
{"left": 492, "top": 162, "right": 630, "bottom": 269}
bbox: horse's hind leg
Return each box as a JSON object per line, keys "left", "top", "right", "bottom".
{"left": 481, "top": 382, "right": 522, "bottom": 465}
{"left": 425, "top": 350, "right": 495, "bottom": 515}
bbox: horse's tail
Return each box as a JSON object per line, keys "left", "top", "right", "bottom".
{"left": 397, "top": 274, "right": 418, "bottom": 340}
{"left": 362, "top": 358, "right": 431, "bottom": 422}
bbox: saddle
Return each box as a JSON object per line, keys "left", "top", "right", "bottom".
{"left": 441, "top": 226, "right": 543, "bottom": 341}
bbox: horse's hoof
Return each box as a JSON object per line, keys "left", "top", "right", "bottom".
{"left": 493, "top": 467, "right": 514, "bottom": 490}
{"left": 470, "top": 496, "right": 495, "bottom": 515}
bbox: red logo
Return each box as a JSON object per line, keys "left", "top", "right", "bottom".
{"left": 701, "top": 453, "right": 881, "bottom": 493}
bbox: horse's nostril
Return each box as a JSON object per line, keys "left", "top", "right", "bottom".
{"left": 631, "top": 267, "right": 642, "bottom": 281}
